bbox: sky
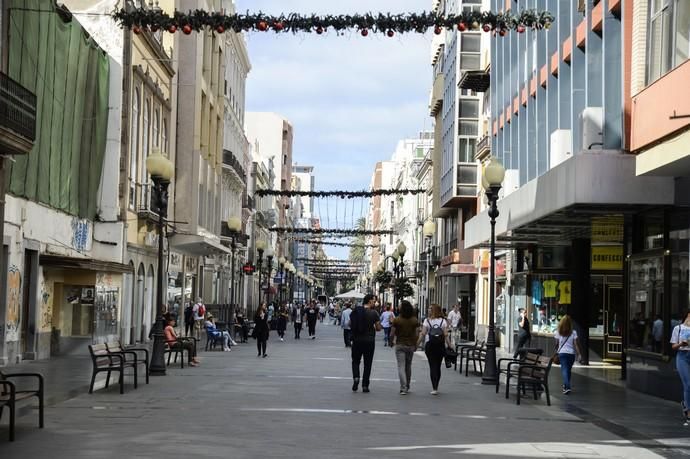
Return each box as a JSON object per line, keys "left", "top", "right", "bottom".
{"left": 237, "top": 0, "right": 434, "bottom": 259}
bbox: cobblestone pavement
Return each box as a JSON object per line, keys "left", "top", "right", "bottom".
{"left": 1, "top": 323, "right": 688, "bottom": 458}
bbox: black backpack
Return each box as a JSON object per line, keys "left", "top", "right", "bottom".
{"left": 427, "top": 319, "right": 445, "bottom": 346}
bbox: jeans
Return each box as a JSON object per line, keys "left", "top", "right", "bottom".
{"left": 352, "top": 340, "right": 375, "bottom": 387}
{"left": 170, "top": 341, "right": 196, "bottom": 363}
{"left": 513, "top": 332, "right": 532, "bottom": 358}
{"left": 677, "top": 351, "right": 690, "bottom": 412}
{"left": 343, "top": 329, "right": 352, "bottom": 347}
{"left": 559, "top": 353, "right": 576, "bottom": 390}
{"left": 425, "top": 343, "right": 444, "bottom": 390}
{"left": 383, "top": 327, "right": 391, "bottom": 346}
{"left": 395, "top": 345, "right": 415, "bottom": 390}
{"left": 294, "top": 322, "right": 302, "bottom": 339}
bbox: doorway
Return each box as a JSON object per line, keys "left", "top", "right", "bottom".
{"left": 21, "top": 249, "right": 38, "bottom": 359}
{"left": 604, "top": 284, "right": 624, "bottom": 360}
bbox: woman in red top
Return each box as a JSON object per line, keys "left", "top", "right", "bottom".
{"left": 165, "top": 315, "right": 200, "bottom": 366}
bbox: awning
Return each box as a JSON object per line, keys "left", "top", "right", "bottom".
{"left": 169, "top": 234, "right": 232, "bottom": 256}
{"left": 40, "top": 255, "right": 133, "bottom": 273}
{"left": 464, "top": 152, "right": 675, "bottom": 248}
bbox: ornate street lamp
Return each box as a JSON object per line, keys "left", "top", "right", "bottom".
{"left": 227, "top": 216, "right": 242, "bottom": 310}
{"left": 145, "top": 149, "right": 174, "bottom": 376}
{"left": 256, "top": 240, "right": 267, "bottom": 306}
{"left": 279, "top": 256, "right": 286, "bottom": 304}
{"left": 265, "top": 246, "right": 275, "bottom": 306}
{"left": 481, "top": 157, "right": 506, "bottom": 386}
{"left": 422, "top": 219, "right": 437, "bottom": 320}
{"left": 395, "top": 241, "right": 407, "bottom": 313}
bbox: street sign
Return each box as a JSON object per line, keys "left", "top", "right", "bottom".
{"left": 242, "top": 263, "right": 255, "bottom": 275}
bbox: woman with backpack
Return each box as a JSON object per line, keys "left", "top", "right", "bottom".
{"left": 671, "top": 310, "right": 690, "bottom": 425}
{"left": 417, "top": 303, "right": 451, "bottom": 395}
{"left": 553, "top": 315, "right": 582, "bottom": 394}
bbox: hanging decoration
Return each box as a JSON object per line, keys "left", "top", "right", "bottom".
{"left": 112, "top": 9, "right": 554, "bottom": 36}
{"left": 256, "top": 189, "right": 425, "bottom": 199}
{"left": 291, "top": 238, "right": 379, "bottom": 249}
{"left": 270, "top": 227, "right": 394, "bottom": 236}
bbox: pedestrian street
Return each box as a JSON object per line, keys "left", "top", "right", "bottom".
{"left": 1, "top": 323, "right": 684, "bottom": 459}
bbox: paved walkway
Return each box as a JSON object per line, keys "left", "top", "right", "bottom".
{"left": 1, "top": 322, "right": 689, "bottom": 458}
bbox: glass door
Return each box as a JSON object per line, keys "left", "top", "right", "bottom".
{"left": 604, "top": 284, "right": 624, "bottom": 361}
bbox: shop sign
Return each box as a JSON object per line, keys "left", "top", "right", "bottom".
{"left": 450, "top": 264, "right": 478, "bottom": 274}
{"left": 591, "top": 217, "right": 623, "bottom": 243}
{"left": 591, "top": 245, "right": 623, "bottom": 270}
{"left": 169, "top": 252, "right": 183, "bottom": 272}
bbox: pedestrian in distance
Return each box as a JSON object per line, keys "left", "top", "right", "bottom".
{"left": 391, "top": 300, "right": 419, "bottom": 394}
{"left": 553, "top": 315, "right": 582, "bottom": 394}
{"left": 292, "top": 303, "right": 304, "bottom": 339}
{"left": 514, "top": 307, "right": 532, "bottom": 358}
{"left": 341, "top": 302, "right": 353, "bottom": 347}
{"left": 380, "top": 305, "right": 395, "bottom": 347}
{"left": 183, "top": 302, "right": 194, "bottom": 337}
{"left": 350, "top": 294, "right": 382, "bottom": 393}
{"left": 671, "top": 310, "right": 690, "bottom": 425}
{"left": 306, "top": 301, "right": 319, "bottom": 339}
{"left": 276, "top": 304, "right": 288, "bottom": 341}
{"left": 417, "top": 304, "right": 451, "bottom": 395}
{"left": 253, "top": 303, "right": 270, "bottom": 358}
{"left": 447, "top": 303, "right": 462, "bottom": 346}
{"left": 192, "top": 297, "right": 206, "bottom": 339}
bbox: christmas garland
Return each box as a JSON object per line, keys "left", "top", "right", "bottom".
{"left": 112, "top": 9, "right": 554, "bottom": 36}
{"left": 270, "top": 227, "right": 393, "bottom": 236}
{"left": 291, "top": 238, "right": 379, "bottom": 249}
{"left": 257, "top": 189, "right": 425, "bottom": 199}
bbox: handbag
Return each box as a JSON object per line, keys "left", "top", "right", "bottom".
{"left": 552, "top": 334, "right": 572, "bottom": 364}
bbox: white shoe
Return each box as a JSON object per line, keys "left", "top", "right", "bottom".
{"left": 224, "top": 347, "right": 231, "bottom": 352}
{"left": 430, "top": 390, "right": 438, "bottom": 395}
{"left": 280, "top": 338, "right": 284, "bottom": 342}
{"left": 230, "top": 340, "right": 237, "bottom": 346}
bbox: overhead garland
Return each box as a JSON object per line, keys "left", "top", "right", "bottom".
{"left": 112, "top": 9, "right": 554, "bottom": 36}
{"left": 256, "top": 189, "right": 425, "bottom": 199}
{"left": 291, "top": 238, "right": 379, "bottom": 249}
{"left": 270, "top": 227, "right": 393, "bottom": 236}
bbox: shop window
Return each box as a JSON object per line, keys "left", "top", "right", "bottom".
{"left": 529, "top": 275, "right": 572, "bottom": 334}
{"left": 670, "top": 211, "right": 690, "bottom": 331}
{"left": 537, "top": 246, "right": 569, "bottom": 269}
{"left": 636, "top": 211, "right": 665, "bottom": 251}
{"left": 629, "top": 255, "right": 664, "bottom": 352}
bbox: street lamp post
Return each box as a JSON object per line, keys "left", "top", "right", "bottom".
{"left": 227, "top": 217, "right": 242, "bottom": 311}
{"left": 395, "top": 241, "right": 407, "bottom": 313}
{"left": 279, "top": 256, "right": 286, "bottom": 305}
{"left": 423, "top": 219, "right": 436, "bottom": 320}
{"left": 481, "top": 158, "right": 506, "bottom": 386}
{"left": 265, "top": 246, "right": 275, "bottom": 306}
{"left": 256, "top": 240, "right": 267, "bottom": 307}
{"left": 145, "top": 150, "right": 174, "bottom": 376}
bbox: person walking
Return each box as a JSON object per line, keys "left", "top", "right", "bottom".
{"left": 183, "top": 302, "right": 194, "bottom": 337}
{"left": 276, "top": 304, "right": 288, "bottom": 341}
{"left": 671, "top": 310, "right": 690, "bottom": 425}
{"left": 417, "top": 304, "right": 451, "bottom": 395}
{"left": 380, "top": 305, "right": 395, "bottom": 347}
{"left": 292, "top": 303, "right": 304, "bottom": 339}
{"left": 306, "top": 302, "right": 319, "bottom": 339}
{"left": 447, "top": 304, "right": 462, "bottom": 346}
{"left": 514, "top": 308, "right": 532, "bottom": 358}
{"left": 254, "top": 304, "right": 270, "bottom": 358}
{"left": 341, "top": 302, "right": 353, "bottom": 347}
{"left": 554, "top": 315, "right": 582, "bottom": 394}
{"left": 192, "top": 298, "right": 206, "bottom": 340}
{"left": 350, "top": 294, "right": 381, "bottom": 393}
{"left": 391, "top": 300, "right": 419, "bottom": 394}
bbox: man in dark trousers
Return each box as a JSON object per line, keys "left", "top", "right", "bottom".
{"left": 306, "top": 301, "right": 319, "bottom": 339}
{"left": 292, "top": 303, "right": 304, "bottom": 339}
{"left": 350, "top": 294, "right": 381, "bottom": 393}
{"left": 514, "top": 308, "right": 532, "bottom": 358}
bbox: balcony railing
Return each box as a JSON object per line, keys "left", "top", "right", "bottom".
{"left": 223, "top": 149, "right": 246, "bottom": 183}
{"left": 476, "top": 135, "right": 490, "bottom": 157}
{"left": 0, "top": 72, "right": 36, "bottom": 142}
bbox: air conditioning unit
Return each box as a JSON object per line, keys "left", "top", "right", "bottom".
{"left": 550, "top": 129, "right": 572, "bottom": 168}
{"left": 500, "top": 169, "right": 520, "bottom": 198}
{"left": 580, "top": 107, "right": 603, "bottom": 150}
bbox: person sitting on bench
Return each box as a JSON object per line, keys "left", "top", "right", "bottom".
{"left": 205, "top": 314, "right": 236, "bottom": 351}
{"left": 165, "top": 314, "right": 200, "bottom": 366}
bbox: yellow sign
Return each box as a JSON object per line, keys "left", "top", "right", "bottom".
{"left": 591, "top": 246, "right": 624, "bottom": 270}
{"left": 591, "top": 216, "right": 624, "bottom": 243}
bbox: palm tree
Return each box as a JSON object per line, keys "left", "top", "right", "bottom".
{"left": 348, "top": 217, "right": 367, "bottom": 263}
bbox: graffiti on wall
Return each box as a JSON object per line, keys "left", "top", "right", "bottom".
{"left": 6, "top": 265, "right": 21, "bottom": 342}
{"left": 71, "top": 218, "right": 91, "bottom": 252}
{"left": 40, "top": 277, "right": 53, "bottom": 332}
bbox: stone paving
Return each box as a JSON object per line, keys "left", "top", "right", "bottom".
{"left": 1, "top": 323, "right": 689, "bottom": 458}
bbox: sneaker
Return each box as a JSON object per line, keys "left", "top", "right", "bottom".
{"left": 262, "top": 354, "right": 268, "bottom": 358}
{"left": 362, "top": 387, "right": 370, "bottom": 393}
{"left": 430, "top": 390, "right": 438, "bottom": 395}
{"left": 399, "top": 389, "right": 407, "bottom": 395}
{"left": 230, "top": 340, "right": 238, "bottom": 346}
{"left": 563, "top": 388, "right": 571, "bottom": 395}
{"left": 312, "top": 336, "right": 316, "bottom": 340}
{"left": 352, "top": 378, "right": 359, "bottom": 392}
{"left": 280, "top": 338, "right": 284, "bottom": 342}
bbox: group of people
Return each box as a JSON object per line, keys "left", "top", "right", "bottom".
{"left": 251, "top": 300, "right": 323, "bottom": 357}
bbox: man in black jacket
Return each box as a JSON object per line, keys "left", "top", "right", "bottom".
{"left": 350, "top": 294, "right": 381, "bottom": 393}
{"left": 292, "top": 303, "right": 304, "bottom": 339}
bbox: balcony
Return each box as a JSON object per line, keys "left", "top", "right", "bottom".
{"left": 459, "top": 69, "right": 490, "bottom": 92}
{"left": 222, "top": 149, "right": 246, "bottom": 184}
{"left": 429, "top": 73, "right": 444, "bottom": 117}
{"left": 131, "top": 182, "right": 162, "bottom": 222}
{"left": 0, "top": 72, "right": 36, "bottom": 156}
{"left": 220, "top": 224, "right": 249, "bottom": 246}
{"left": 243, "top": 194, "right": 254, "bottom": 210}
{"left": 475, "top": 135, "right": 490, "bottom": 160}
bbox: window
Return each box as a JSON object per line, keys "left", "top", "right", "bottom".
{"left": 629, "top": 255, "right": 664, "bottom": 352}
{"left": 129, "top": 88, "right": 140, "bottom": 208}
{"left": 458, "top": 138, "right": 477, "bottom": 162}
{"left": 458, "top": 97, "right": 479, "bottom": 137}
{"left": 460, "top": 34, "right": 481, "bottom": 70}
{"left": 162, "top": 118, "right": 168, "bottom": 153}
{"left": 648, "top": 0, "right": 690, "bottom": 84}
{"left": 142, "top": 100, "right": 150, "bottom": 182}
{"left": 153, "top": 109, "right": 160, "bottom": 148}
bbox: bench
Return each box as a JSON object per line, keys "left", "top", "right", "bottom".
{"left": 88, "top": 344, "right": 137, "bottom": 394}
{"left": 497, "top": 350, "right": 543, "bottom": 398}
{"left": 0, "top": 370, "right": 44, "bottom": 441}
{"left": 464, "top": 343, "right": 487, "bottom": 377}
{"left": 165, "top": 337, "right": 198, "bottom": 368}
{"left": 205, "top": 328, "right": 224, "bottom": 351}
{"left": 516, "top": 355, "right": 554, "bottom": 406}
{"left": 106, "top": 341, "right": 149, "bottom": 384}
{"left": 455, "top": 339, "right": 484, "bottom": 373}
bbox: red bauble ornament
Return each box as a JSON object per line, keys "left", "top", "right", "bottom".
{"left": 434, "top": 26, "right": 442, "bottom": 35}
{"left": 458, "top": 22, "right": 467, "bottom": 32}
{"left": 132, "top": 25, "right": 141, "bottom": 35}
{"left": 361, "top": 28, "right": 369, "bottom": 37}
{"left": 167, "top": 24, "right": 177, "bottom": 34}
{"left": 257, "top": 21, "right": 268, "bottom": 31}
{"left": 482, "top": 24, "right": 491, "bottom": 32}
{"left": 316, "top": 26, "right": 324, "bottom": 34}
{"left": 387, "top": 29, "right": 395, "bottom": 37}
{"left": 274, "top": 21, "right": 284, "bottom": 31}
{"left": 182, "top": 24, "right": 193, "bottom": 35}
{"left": 216, "top": 25, "right": 225, "bottom": 34}
{"left": 517, "top": 25, "right": 526, "bottom": 33}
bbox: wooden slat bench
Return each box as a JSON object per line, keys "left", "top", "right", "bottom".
{"left": 0, "top": 370, "right": 44, "bottom": 441}
{"left": 516, "top": 355, "right": 554, "bottom": 406}
{"left": 88, "top": 344, "right": 137, "bottom": 394}
{"left": 106, "top": 341, "right": 149, "bottom": 384}
{"left": 497, "top": 350, "right": 543, "bottom": 398}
